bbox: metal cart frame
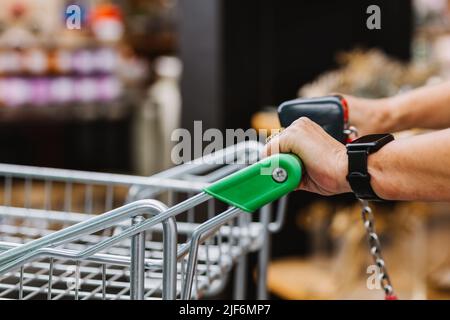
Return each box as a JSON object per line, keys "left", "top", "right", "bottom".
{"left": 0, "top": 141, "right": 288, "bottom": 300}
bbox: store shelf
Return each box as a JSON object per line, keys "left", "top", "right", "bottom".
{"left": 0, "top": 98, "right": 133, "bottom": 124}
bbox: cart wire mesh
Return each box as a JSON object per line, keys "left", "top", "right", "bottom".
{"left": 0, "top": 141, "right": 288, "bottom": 300}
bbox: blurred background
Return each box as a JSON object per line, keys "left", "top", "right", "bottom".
{"left": 0, "top": 0, "right": 449, "bottom": 299}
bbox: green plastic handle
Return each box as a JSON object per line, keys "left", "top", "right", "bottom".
{"left": 204, "top": 154, "right": 303, "bottom": 212}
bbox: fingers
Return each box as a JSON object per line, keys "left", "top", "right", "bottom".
{"left": 262, "top": 129, "right": 292, "bottom": 158}
{"left": 262, "top": 116, "right": 318, "bottom": 157}
{"left": 262, "top": 116, "right": 350, "bottom": 196}
{"left": 261, "top": 135, "right": 280, "bottom": 158}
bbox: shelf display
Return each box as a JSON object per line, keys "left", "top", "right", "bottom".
{"left": 0, "top": 48, "right": 127, "bottom": 108}
{"left": 0, "top": 0, "right": 147, "bottom": 113}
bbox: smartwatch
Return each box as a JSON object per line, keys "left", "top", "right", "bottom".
{"left": 346, "top": 133, "right": 394, "bottom": 201}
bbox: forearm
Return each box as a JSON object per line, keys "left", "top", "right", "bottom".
{"left": 382, "top": 81, "right": 450, "bottom": 132}
{"left": 367, "top": 129, "right": 450, "bottom": 201}
{"left": 345, "top": 81, "right": 450, "bottom": 135}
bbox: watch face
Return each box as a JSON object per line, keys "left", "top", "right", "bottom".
{"left": 347, "top": 134, "right": 394, "bottom": 151}
{"left": 352, "top": 134, "right": 390, "bottom": 144}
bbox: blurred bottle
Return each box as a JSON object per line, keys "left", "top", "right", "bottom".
{"left": 72, "top": 49, "right": 95, "bottom": 75}
{"left": 49, "top": 48, "right": 73, "bottom": 75}
{"left": 134, "top": 56, "right": 182, "bottom": 175}
{"left": 94, "top": 47, "right": 118, "bottom": 74}
{"left": 0, "top": 49, "right": 22, "bottom": 75}
{"left": 31, "top": 78, "right": 51, "bottom": 106}
{"left": 90, "top": 3, "right": 124, "bottom": 44}
{"left": 23, "top": 48, "right": 48, "bottom": 75}
{"left": 50, "top": 77, "right": 74, "bottom": 104}
{"left": 150, "top": 56, "right": 182, "bottom": 170}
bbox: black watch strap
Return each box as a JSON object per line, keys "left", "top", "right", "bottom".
{"left": 347, "top": 149, "right": 381, "bottom": 201}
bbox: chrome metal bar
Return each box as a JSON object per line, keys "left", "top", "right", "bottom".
{"left": 19, "top": 266, "right": 24, "bottom": 300}
{"left": 0, "top": 197, "right": 208, "bottom": 301}
{"left": 74, "top": 261, "right": 80, "bottom": 300}
{"left": 47, "top": 258, "right": 54, "bottom": 300}
{"left": 181, "top": 207, "right": 242, "bottom": 300}
{"left": 130, "top": 216, "right": 146, "bottom": 300}
{"left": 233, "top": 254, "right": 247, "bottom": 300}
{"left": 105, "top": 185, "right": 114, "bottom": 212}
{"left": 64, "top": 182, "right": 73, "bottom": 228}
{"left": 0, "top": 163, "right": 208, "bottom": 192}
{"left": 0, "top": 141, "right": 271, "bottom": 300}
{"left": 233, "top": 213, "right": 249, "bottom": 300}
{"left": 0, "top": 241, "right": 146, "bottom": 267}
{"left": 257, "top": 204, "right": 271, "bottom": 300}
{"left": 268, "top": 196, "right": 288, "bottom": 233}
{"left": 0, "top": 206, "right": 96, "bottom": 224}
{"left": 0, "top": 263, "right": 48, "bottom": 298}
{"left": 0, "top": 194, "right": 209, "bottom": 268}
{"left": 0, "top": 240, "right": 179, "bottom": 272}
{"left": 80, "top": 269, "right": 105, "bottom": 300}
{"left": 85, "top": 185, "right": 93, "bottom": 215}
{"left": 187, "top": 192, "right": 194, "bottom": 224}
{"left": 102, "top": 264, "right": 106, "bottom": 300}
{"left": 162, "top": 216, "right": 178, "bottom": 300}
{"left": 181, "top": 164, "right": 243, "bottom": 183}
{"left": 125, "top": 140, "right": 262, "bottom": 202}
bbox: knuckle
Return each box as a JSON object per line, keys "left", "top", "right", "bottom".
{"left": 283, "top": 128, "right": 296, "bottom": 140}
{"left": 292, "top": 117, "right": 312, "bottom": 128}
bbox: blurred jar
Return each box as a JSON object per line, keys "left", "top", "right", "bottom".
{"left": 0, "top": 49, "right": 21, "bottom": 74}
{"left": 22, "top": 48, "right": 48, "bottom": 75}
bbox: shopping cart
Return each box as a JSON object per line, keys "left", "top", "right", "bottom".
{"left": 0, "top": 141, "right": 302, "bottom": 300}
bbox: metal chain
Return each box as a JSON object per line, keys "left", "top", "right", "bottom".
{"left": 348, "top": 125, "right": 396, "bottom": 298}
{"left": 360, "top": 199, "right": 396, "bottom": 298}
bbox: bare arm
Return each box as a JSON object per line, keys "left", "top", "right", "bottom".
{"left": 369, "top": 128, "right": 450, "bottom": 201}
{"left": 263, "top": 118, "right": 450, "bottom": 202}
{"left": 345, "top": 81, "right": 450, "bottom": 135}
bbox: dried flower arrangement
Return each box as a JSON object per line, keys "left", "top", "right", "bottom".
{"left": 299, "top": 49, "right": 438, "bottom": 98}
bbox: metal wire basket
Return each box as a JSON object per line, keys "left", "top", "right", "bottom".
{"left": 0, "top": 141, "right": 299, "bottom": 300}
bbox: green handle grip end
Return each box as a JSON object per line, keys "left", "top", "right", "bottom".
{"left": 204, "top": 153, "right": 303, "bottom": 212}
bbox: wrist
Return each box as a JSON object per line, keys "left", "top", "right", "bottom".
{"left": 371, "top": 98, "right": 395, "bottom": 133}
{"left": 367, "top": 140, "right": 397, "bottom": 200}
{"left": 336, "top": 147, "right": 351, "bottom": 194}
{"left": 379, "top": 96, "right": 405, "bottom": 133}
{"left": 345, "top": 95, "right": 394, "bottom": 135}
{"left": 346, "top": 133, "right": 395, "bottom": 200}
